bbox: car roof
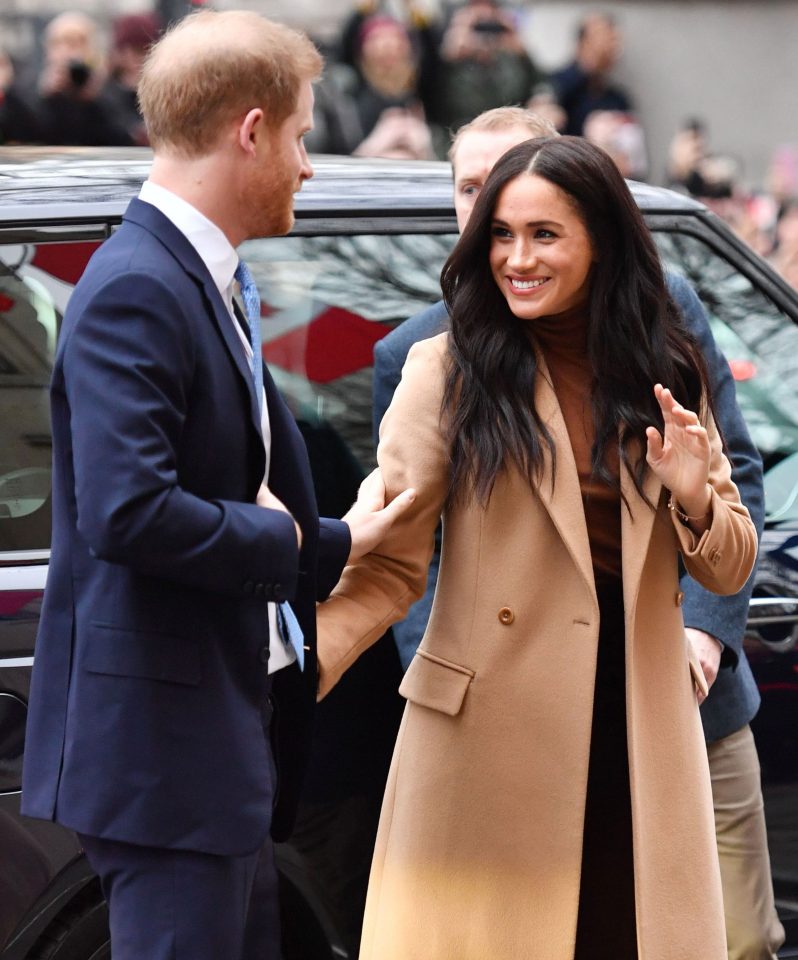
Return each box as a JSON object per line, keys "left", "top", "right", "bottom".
{"left": 0, "top": 147, "right": 706, "bottom": 226}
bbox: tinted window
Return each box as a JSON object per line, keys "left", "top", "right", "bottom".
{"left": 0, "top": 241, "right": 101, "bottom": 554}
{"left": 238, "top": 233, "right": 457, "bottom": 477}
{"left": 654, "top": 230, "right": 798, "bottom": 520}
{"left": 655, "top": 233, "right": 798, "bottom": 467}
{"left": 0, "top": 246, "right": 58, "bottom": 552}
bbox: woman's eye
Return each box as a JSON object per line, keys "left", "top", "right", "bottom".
{"left": 490, "top": 226, "right": 512, "bottom": 238}
{"left": 535, "top": 228, "right": 556, "bottom": 240}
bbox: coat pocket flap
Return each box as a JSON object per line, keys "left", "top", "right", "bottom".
{"left": 399, "top": 649, "right": 474, "bottom": 717}
{"left": 85, "top": 622, "right": 202, "bottom": 687}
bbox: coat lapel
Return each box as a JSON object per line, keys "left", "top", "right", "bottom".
{"left": 619, "top": 441, "right": 662, "bottom": 617}
{"left": 533, "top": 355, "right": 596, "bottom": 605}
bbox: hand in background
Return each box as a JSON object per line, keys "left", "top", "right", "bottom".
{"left": 256, "top": 483, "right": 302, "bottom": 549}
{"left": 343, "top": 468, "right": 416, "bottom": 562}
{"left": 685, "top": 627, "right": 723, "bottom": 704}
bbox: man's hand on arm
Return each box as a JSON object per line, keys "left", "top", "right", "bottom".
{"left": 685, "top": 626, "right": 723, "bottom": 704}
{"left": 256, "top": 483, "right": 302, "bottom": 549}
{"left": 342, "top": 468, "right": 416, "bottom": 562}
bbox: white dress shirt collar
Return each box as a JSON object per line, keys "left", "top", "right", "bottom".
{"left": 138, "top": 181, "right": 238, "bottom": 307}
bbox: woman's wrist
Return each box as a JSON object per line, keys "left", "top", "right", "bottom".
{"left": 674, "top": 484, "right": 712, "bottom": 521}
{"left": 668, "top": 485, "right": 713, "bottom": 534}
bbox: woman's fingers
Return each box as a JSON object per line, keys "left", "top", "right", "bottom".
{"left": 645, "top": 425, "right": 664, "bottom": 462}
{"left": 655, "top": 384, "right": 703, "bottom": 434}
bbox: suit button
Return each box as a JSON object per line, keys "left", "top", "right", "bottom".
{"left": 498, "top": 607, "right": 514, "bottom": 625}
{"left": 258, "top": 644, "right": 270, "bottom": 664}
{"left": 243, "top": 580, "right": 254, "bottom": 595}
{"left": 264, "top": 585, "right": 274, "bottom": 601}
{"left": 254, "top": 582, "right": 264, "bottom": 596}
{"left": 675, "top": 591, "right": 685, "bottom": 607}
{"left": 274, "top": 583, "right": 284, "bottom": 601}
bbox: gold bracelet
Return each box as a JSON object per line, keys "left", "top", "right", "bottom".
{"left": 668, "top": 495, "right": 711, "bottom": 524}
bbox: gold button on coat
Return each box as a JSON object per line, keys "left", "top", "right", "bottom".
{"left": 498, "top": 607, "right": 514, "bottom": 625}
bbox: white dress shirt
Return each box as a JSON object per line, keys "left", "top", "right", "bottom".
{"left": 138, "top": 181, "right": 295, "bottom": 673}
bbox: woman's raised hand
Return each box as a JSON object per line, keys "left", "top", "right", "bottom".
{"left": 645, "top": 384, "right": 712, "bottom": 523}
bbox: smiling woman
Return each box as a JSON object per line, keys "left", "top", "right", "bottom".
{"left": 488, "top": 173, "right": 594, "bottom": 321}
{"left": 315, "top": 136, "right": 757, "bottom": 960}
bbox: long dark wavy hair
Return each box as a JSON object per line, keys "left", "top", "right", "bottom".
{"left": 440, "top": 135, "right": 713, "bottom": 508}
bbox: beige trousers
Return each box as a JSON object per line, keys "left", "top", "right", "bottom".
{"left": 708, "top": 724, "right": 785, "bottom": 960}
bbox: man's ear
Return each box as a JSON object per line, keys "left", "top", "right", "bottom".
{"left": 239, "top": 108, "right": 264, "bottom": 156}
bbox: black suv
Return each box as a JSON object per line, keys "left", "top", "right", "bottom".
{"left": 1, "top": 149, "right": 797, "bottom": 959}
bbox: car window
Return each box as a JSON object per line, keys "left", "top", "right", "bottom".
{"left": 0, "top": 246, "right": 61, "bottom": 552}
{"left": 654, "top": 231, "right": 798, "bottom": 525}
{"left": 238, "top": 233, "right": 457, "bottom": 485}
{"left": 0, "top": 240, "right": 101, "bottom": 555}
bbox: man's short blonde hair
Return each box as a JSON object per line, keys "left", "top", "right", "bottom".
{"left": 138, "top": 10, "right": 322, "bottom": 157}
{"left": 448, "top": 107, "right": 559, "bottom": 164}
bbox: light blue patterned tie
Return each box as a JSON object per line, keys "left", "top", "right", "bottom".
{"left": 234, "top": 259, "right": 264, "bottom": 418}
{"left": 235, "top": 259, "right": 304, "bottom": 671}
{"left": 277, "top": 601, "right": 305, "bottom": 672}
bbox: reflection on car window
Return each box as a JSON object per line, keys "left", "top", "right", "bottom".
{"left": 239, "top": 233, "right": 456, "bottom": 485}
{"left": 0, "top": 245, "right": 63, "bottom": 552}
{"left": 654, "top": 231, "right": 798, "bottom": 524}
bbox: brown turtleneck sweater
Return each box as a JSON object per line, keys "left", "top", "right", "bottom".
{"left": 530, "top": 306, "right": 622, "bottom": 584}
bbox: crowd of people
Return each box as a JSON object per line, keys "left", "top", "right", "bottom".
{"left": 0, "top": 1, "right": 796, "bottom": 288}
{"left": 11, "top": 6, "right": 789, "bottom": 960}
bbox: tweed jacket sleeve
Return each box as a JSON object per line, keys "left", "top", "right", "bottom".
{"left": 372, "top": 300, "right": 450, "bottom": 446}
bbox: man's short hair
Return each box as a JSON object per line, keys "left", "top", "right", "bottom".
{"left": 138, "top": 10, "right": 322, "bottom": 158}
{"left": 448, "top": 107, "right": 559, "bottom": 164}
{"left": 577, "top": 11, "right": 616, "bottom": 44}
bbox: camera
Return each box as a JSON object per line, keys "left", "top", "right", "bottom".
{"left": 67, "top": 60, "right": 92, "bottom": 90}
{"left": 471, "top": 19, "right": 509, "bottom": 35}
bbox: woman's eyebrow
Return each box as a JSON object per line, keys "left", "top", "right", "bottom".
{"left": 491, "top": 217, "right": 564, "bottom": 228}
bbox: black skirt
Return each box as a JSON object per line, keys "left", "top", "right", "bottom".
{"left": 573, "top": 578, "right": 638, "bottom": 960}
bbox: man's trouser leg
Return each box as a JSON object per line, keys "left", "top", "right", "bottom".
{"left": 708, "top": 724, "right": 785, "bottom": 960}
{"left": 80, "top": 833, "right": 262, "bottom": 960}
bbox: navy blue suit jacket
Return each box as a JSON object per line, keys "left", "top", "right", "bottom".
{"left": 372, "top": 273, "right": 764, "bottom": 743}
{"left": 22, "top": 199, "right": 350, "bottom": 853}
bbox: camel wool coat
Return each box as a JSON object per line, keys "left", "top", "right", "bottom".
{"left": 317, "top": 333, "right": 757, "bottom": 960}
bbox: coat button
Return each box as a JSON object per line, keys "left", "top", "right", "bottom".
{"left": 274, "top": 583, "right": 284, "bottom": 601}
{"left": 243, "top": 580, "right": 254, "bottom": 595}
{"left": 258, "top": 644, "right": 270, "bottom": 664}
{"left": 498, "top": 607, "right": 514, "bottom": 625}
{"left": 675, "top": 591, "right": 685, "bottom": 607}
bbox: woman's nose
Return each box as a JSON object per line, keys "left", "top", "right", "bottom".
{"left": 507, "top": 240, "right": 534, "bottom": 272}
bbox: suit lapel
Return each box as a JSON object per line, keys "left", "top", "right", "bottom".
{"left": 262, "top": 366, "right": 317, "bottom": 540}
{"left": 123, "top": 198, "right": 262, "bottom": 440}
{"left": 533, "top": 354, "right": 596, "bottom": 604}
